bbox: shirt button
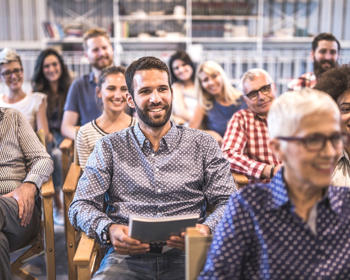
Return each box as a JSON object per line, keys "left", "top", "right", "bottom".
{"left": 157, "top": 189, "right": 161, "bottom": 193}
{"left": 155, "top": 168, "right": 159, "bottom": 172}
{"left": 152, "top": 153, "right": 155, "bottom": 157}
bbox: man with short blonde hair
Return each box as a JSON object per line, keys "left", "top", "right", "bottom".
{"left": 61, "top": 27, "right": 114, "bottom": 139}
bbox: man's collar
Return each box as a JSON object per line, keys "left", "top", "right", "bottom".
{"left": 89, "top": 72, "right": 96, "bottom": 85}
{"left": 246, "top": 108, "right": 268, "bottom": 122}
{"left": 266, "top": 169, "right": 289, "bottom": 210}
{"left": 267, "top": 168, "right": 350, "bottom": 218}
{"left": 133, "top": 121, "right": 179, "bottom": 152}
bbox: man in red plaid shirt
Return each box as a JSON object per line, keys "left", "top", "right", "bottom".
{"left": 222, "top": 69, "right": 282, "bottom": 181}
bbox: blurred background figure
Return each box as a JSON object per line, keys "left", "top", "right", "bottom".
{"left": 32, "top": 48, "right": 72, "bottom": 225}
{"left": 0, "top": 48, "right": 50, "bottom": 139}
{"left": 168, "top": 50, "right": 197, "bottom": 124}
{"left": 190, "top": 60, "right": 243, "bottom": 146}
{"left": 315, "top": 64, "right": 350, "bottom": 186}
{"left": 76, "top": 66, "right": 136, "bottom": 170}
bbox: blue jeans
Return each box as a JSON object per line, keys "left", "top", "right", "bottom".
{"left": 93, "top": 247, "right": 185, "bottom": 280}
{"left": 46, "top": 131, "right": 63, "bottom": 190}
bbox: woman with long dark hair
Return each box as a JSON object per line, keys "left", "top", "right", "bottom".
{"left": 169, "top": 51, "right": 197, "bottom": 123}
{"left": 32, "top": 48, "right": 72, "bottom": 225}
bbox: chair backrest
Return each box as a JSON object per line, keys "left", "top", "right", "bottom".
{"left": 185, "top": 227, "right": 212, "bottom": 280}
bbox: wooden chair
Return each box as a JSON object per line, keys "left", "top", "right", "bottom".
{"left": 11, "top": 130, "right": 56, "bottom": 280}
{"left": 59, "top": 137, "right": 74, "bottom": 180}
{"left": 62, "top": 128, "right": 100, "bottom": 280}
{"left": 185, "top": 227, "right": 212, "bottom": 280}
{"left": 232, "top": 172, "right": 249, "bottom": 189}
{"left": 73, "top": 233, "right": 100, "bottom": 279}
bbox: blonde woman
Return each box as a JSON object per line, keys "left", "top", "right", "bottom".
{"left": 189, "top": 61, "right": 243, "bottom": 145}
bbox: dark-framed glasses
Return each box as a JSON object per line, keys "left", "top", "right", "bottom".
{"left": 1, "top": 68, "right": 23, "bottom": 78}
{"left": 245, "top": 84, "right": 272, "bottom": 101}
{"left": 277, "top": 133, "right": 348, "bottom": 152}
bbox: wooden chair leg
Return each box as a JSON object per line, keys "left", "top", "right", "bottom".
{"left": 64, "top": 190, "right": 77, "bottom": 280}
{"left": 11, "top": 237, "right": 44, "bottom": 280}
{"left": 43, "top": 195, "right": 56, "bottom": 280}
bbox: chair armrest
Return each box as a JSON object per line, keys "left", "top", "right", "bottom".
{"left": 232, "top": 172, "right": 249, "bottom": 188}
{"left": 59, "top": 138, "right": 74, "bottom": 152}
{"left": 73, "top": 233, "right": 96, "bottom": 265}
{"left": 62, "top": 164, "right": 81, "bottom": 194}
{"left": 185, "top": 227, "right": 212, "bottom": 280}
{"left": 41, "top": 178, "right": 55, "bottom": 197}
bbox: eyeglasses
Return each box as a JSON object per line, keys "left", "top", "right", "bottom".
{"left": 245, "top": 84, "right": 272, "bottom": 101}
{"left": 277, "top": 133, "right": 348, "bottom": 152}
{"left": 1, "top": 68, "right": 23, "bottom": 78}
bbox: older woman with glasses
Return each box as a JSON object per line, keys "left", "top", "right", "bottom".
{"left": 0, "top": 48, "right": 50, "bottom": 141}
{"left": 200, "top": 88, "right": 350, "bottom": 279}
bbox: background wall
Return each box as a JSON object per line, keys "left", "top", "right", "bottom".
{"left": 0, "top": 0, "right": 349, "bottom": 94}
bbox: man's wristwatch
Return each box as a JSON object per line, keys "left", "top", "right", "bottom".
{"left": 101, "top": 223, "right": 114, "bottom": 245}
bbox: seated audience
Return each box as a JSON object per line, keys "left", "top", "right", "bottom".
{"left": 61, "top": 28, "right": 114, "bottom": 139}
{"left": 0, "top": 48, "right": 50, "bottom": 140}
{"left": 0, "top": 108, "right": 53, "bottom": 279}
{"left": 32, "top": 48, "right": 72, "bottom": 224}
{"left": 189, "top": 61, "right": 242, "bottom": 145}
{"left": 200, "top": 88, "right": 350, "bottom": 279}
{"left": 168, "top": 50, "right": 197, "bottom": 123}
{"left": 288, "top": 32, "right": 340, "bottom": 91}
{"left": 315, "top": 65, "right": 350, "bottom": 186}
{"left": 222, "top": 68, "right": 281, "bottom": 181}
{"left": 76, "top": 66, "right": 136, "bottom": 170}
{"left": 69, "top": 56, "right": 236, "bottom": 279}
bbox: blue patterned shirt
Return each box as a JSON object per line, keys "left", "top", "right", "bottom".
{"left": 199, "top": 169, "right": 350, "bottom": 279}
{"left": 69, "top": 122, "right": 236, "bottom": 242}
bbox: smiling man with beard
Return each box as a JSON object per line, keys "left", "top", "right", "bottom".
{"left": 69, "top": 56, "right": 236, "bottom": 280}
{"left": 288, "top": 32, "right": 340, "bottom": 91}
{"left": 61, "top": 28, "right": 115, "bottom": 139}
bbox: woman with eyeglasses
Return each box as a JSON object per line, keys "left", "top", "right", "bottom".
{"left": 200, "top": 88, "right": 350, "bottom": 279}
{"left": 0, "top": 48, "right": 50, "bottom": 140}
{"left": 168, "top": 51, "right": 197, "bottom": 124}
{"left": 31, "top": 48, "right": 72, "bottom": 225}
{"left": 189, "top": 61, "right": 243, "bottom": 146}
{"left": 315, "top": 64, "right": 350, "bottom": 187}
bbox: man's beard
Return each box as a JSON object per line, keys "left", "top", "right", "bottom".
{"left": 135, "top": 102, "right": 172, "bottom": 128}
{"left": 314, "top": 58, "right": 337, "bottom": 78}
{"left": 92, "top": 56, "right": 113, "bottom": 70}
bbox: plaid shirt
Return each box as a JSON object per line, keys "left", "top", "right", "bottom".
{"left": 222, "top": 109, "right": 280, "bottom": 180}
{"left": 288, "top": 72, "right": 317, "bottom": 91}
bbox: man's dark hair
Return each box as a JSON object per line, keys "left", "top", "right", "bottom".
{"left": 168, "top": 50, "right": 196, "bottom": 84}
{"left": 125, "top": 56, "right": 171, "bottom": 98}
{"left": 97, "top": 65, "right": 125, "bottom": 89}
{"left": 312, "top": 32, "right": 341, "bottom": 52}
{"left": 314, "top": 64, "right": 350, "bottom": 101}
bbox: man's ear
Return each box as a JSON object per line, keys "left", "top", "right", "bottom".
{"left": 126, "top": 93, "right": 135, "bottom": 108}
{"left": 269, "top": 138, "right": 284, "bottom": 163}
{"left": 310, "top": 51, "right": 315, "bottom": 61}
{"left": 96, "top": 87, "right": 102, "bottom": 99}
